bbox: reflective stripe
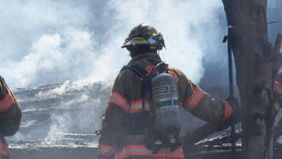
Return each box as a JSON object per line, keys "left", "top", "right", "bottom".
{"left": 184, "top": 85, "right": 205, "bottom": 111}
{"left": 221, "top": 102, "right": 233, "bottom": 121}
{"left": 115, "top": 144, "right": 184, "bottom": 159}
{"left": 0, "top": 90, "right": 16, "bottom": 112}
{"left": 108, "top": 92, "right": 129, "bottom": 112}
{"left": 108, "top": 92, "right": 151, "bottom": 113}
{"left": 129, "top": 100, "right": 150, "bottom": 113}
{"left": 98, "top": 144, "right": 115, "bottom": 156}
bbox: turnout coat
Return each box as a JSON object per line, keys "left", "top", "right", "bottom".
{"left": 98, "top": 53, "right": 234, "bottom": 159}
{"left": 0, "top": 76, "right": 21, "bottom": 137}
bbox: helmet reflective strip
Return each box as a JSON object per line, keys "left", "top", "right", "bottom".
{"left": 127, "top": 37, "right": 148, "bottom": 45}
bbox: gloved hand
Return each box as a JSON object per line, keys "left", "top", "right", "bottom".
{"left": 182, "top": 97, "right": 241, "bottom": 157}
{"left": 225, "top": 96, "right": 240, "bottom": 116}
{"left": 215, "top": 97, "right": 241, "bottom": 131}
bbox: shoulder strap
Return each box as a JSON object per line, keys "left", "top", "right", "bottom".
{"left": 155, "top": 62, "right": 168, "bottom": 74}
{"left": 121, "top": 64, "right": 151, "bottom": 112}
{"left": 121, "top": 65, "right": 146, "bottom": 79}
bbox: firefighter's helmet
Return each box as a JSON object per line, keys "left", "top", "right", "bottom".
{"left": 122, "top": 24, "right": 165, "bottom": 52}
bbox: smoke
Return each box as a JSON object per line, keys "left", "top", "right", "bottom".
{"left": 0, "top": 0, "right": 230, "bottom": 144}
{"left": 1, "top": 1, "right": 227, "bottom": 142}
{"left": 3, "top": 0, "right": 281, "bottom": 145}
{"left": 3, "top": 28, "right": 97, "bottom": 87}
{"left": 8, "top": 81, "right": 110, "bottom": 144}
{"left": 0, "top": 0, "right": 225, "bottom": 88}
{"left": 0, "top": 0, "right": 281, "bottom": 88}
{"left": 0, "top": 0, "right": 96, "bottom": 88}
{"left": 40, "top": 82, "right": 109, "bottom": 143}
{"left": 85, "top": 0, "right": 225, "bottom": 84}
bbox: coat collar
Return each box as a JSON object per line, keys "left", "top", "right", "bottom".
{"left": 129, "top": 52, "right": 161, "bottom": 64}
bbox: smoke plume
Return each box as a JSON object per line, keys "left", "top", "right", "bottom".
{"left": 0, "top": 0, "right": 226, "bottom": 88}
{"left": 2, "top": 0, "right": 282, "bottom": 144}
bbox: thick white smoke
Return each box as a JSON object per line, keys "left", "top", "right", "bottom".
{"left": 0, "top": 0, "right": 226, "bottom": 143}
{"left": 3, "top": 0, "right": 282, "bottom": 145}
{"left": 3, "top": 28, "right": 97, "bottom": 87}
{"left": 0, "top": 0, "right": 224, "bottom": 88}
{"left": 85, "top": 0, "right": 224, "bottom": 84}
{"left": 0, "top": 0, "right": 95, "bottom": 88}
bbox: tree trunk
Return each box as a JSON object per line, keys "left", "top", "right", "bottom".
{"left": 222, "top": 0, "right": 275, "bottom": 159}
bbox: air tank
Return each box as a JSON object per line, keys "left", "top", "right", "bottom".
{"left": 151, "top": 72, "right": 181, "bottom": 143}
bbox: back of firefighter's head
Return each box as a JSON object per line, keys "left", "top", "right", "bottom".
{"left": 122, "top": 23, "right": 165, "bottom": 57}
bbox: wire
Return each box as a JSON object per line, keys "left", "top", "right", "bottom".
{"left": 268, "top": 19, "right": 282, "bottom": 24}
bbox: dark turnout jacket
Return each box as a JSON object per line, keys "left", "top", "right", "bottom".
{"left": 0, "top": 76, "right": 21, "bottom": 137}
{"left": 98, "top": 53, "right": 234, "bottom": 159}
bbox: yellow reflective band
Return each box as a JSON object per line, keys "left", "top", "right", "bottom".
{"left": 128, "top": 37, "right": 148, "bottom": 45}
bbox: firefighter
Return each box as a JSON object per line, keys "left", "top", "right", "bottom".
{"left": 98, "top": 24, "right": 238, "bottom": 159}
{"left": 0, "top": 76, "right": 22, "bottom": 158}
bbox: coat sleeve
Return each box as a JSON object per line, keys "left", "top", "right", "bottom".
{"left": 0, "top": 76, "right": 21, "bottom": 136}
{"left": 98, "top": 71, "right": 129, "bottom": 159}
{"left": 173, "top": 69, "right": 234, "bottom": 123}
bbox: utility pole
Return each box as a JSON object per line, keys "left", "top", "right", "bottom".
{"left": 222, "top": 0, "right": 275, "bottom": 159}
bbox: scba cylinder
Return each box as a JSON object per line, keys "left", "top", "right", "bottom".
{"left": 151, "top": 72, "right": 181, "bottom": 139}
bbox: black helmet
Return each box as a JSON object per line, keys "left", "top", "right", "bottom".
{"left": 122, "top": 24, "right": 165, "bottom": 52}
